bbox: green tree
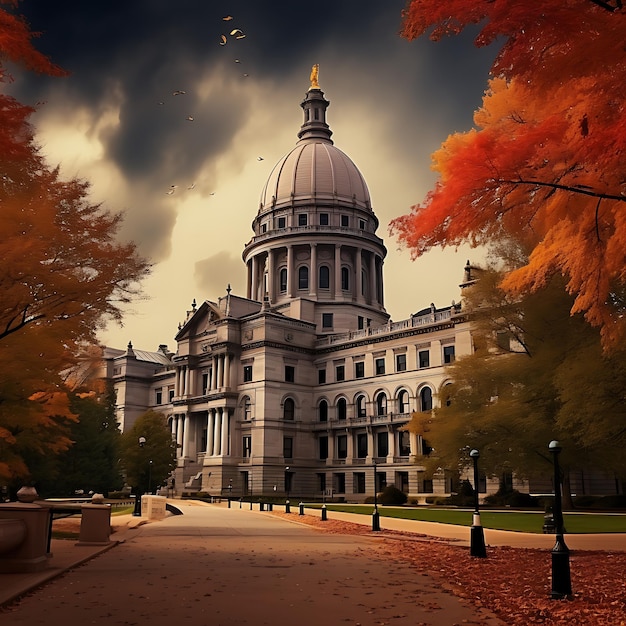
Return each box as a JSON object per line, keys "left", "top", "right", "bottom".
{"left": 121, "top": 410, "right": 176, "bottom": 495}
{"left": 409, "top": 252, "right": 626, "bottom": 505}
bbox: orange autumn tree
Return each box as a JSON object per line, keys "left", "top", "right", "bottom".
{"left": 391, "top": 0, "right": 626, "bottom": 350}
{"left": 0, "top": 1, "right": 151, "bottom": 486}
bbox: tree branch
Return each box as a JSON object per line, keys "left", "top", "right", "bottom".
{"left": 499, "top": 178, "right": 626, "bottom": 202}
{"left": 589, "top": 0, "right": 623, "bottom": 11}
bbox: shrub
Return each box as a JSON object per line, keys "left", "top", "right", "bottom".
{"left": 378, "top": 485, "right": 408, "bottom": 506}
{"left": 484, "top": 488, "right": 538, "bottom": 507}
{"left": 445, "top": 480, "right": 475, "bottom": 507}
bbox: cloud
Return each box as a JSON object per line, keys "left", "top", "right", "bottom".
{"left": 194, "top": 252, "right": 246, "bottom": 298}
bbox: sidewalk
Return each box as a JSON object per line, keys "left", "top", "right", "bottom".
{"left": 1, "top": 502, "right": 624, "bottom": 609}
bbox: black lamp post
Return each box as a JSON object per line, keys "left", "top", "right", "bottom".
{"left": 285, "top": 466, "right": 291, "bottom": 513}
{"left": 148, "top": 460, "right": 153, "bottom": 495}
{"left": 469, "top": 449, "right": 487, "bottom": 558}
{"left": 372, "top": 458, "right": 380, "bottom": 531}
{"left": 133, "top": 436, "right": 146, "bottom": 516}
{"left": 549, "top": 440, "right": 572, "bottom": 599}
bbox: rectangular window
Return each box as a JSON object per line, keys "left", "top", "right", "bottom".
{"left": 418, "top": 350, "right": 430, "bottom": 368}
{"left": 375, "top": 357, "right": 385, "bottom": 375}
{"left": 242, "top": 435, "right": 252, "bottom": 458}
{"left": 443, "top": 345, "right": 455, "bottom": 364}
{"left": 357, "top": 433, "right": 368, "bottom": 458}
{"left": 261, "top": 223, "right": 267, "bottom": 233}
{"left": 335, "top": 472, "right": 346, "bottom": 494}
{"left": 336, "top": 365, "right": 345, "bottom": 382}
{"left": 201, "top": 373, "right": 209, "bottom": 394}
{"left": 355, "top": 361, "right": 365, "bottom": 378}
{"left": 319, "top": 213, "right": 329, "bottom": 226}
{"left": 319, "top": 436, "right": 328, "bottom": 460}
{"left": 396, "top": 353, "right": 407, "bottom": 372}
{"left": 354, "top": 473, "right": 366, "bottom": 494}
{"left": 322, "top": 313, "right": 333, "bottom": 329}
{"left": 168, "top": 386, "right": 175, "bottom": 402}
{"left": 298, "top": 213, "right": 307, "bottom": 226}
{"left": 337, "top": 435, "right": 348, "bottom": 459}
{"left": 359, "top": 219, "right": 366, "bottom": 230}
{"left": 318, "top": 368, "right": 326, "bottom": 384}
{"left": 357, "top": 315, "right": 364, "bottom": 330}
{"left": 277, "top": 216, "right": 286, "bottom": 229}
{"left": 285, "top": 365, "right": 295, "bottom": 383}
{"left": 318, "top": 473, "right": 327, "bottom": 494}
{"left": 155, "top": 389, "right": 163, "bottom": 405}
{"left": 341, "top": 215, "right": 349, "bottom": 227}
{"left": 399, "top": 431, "right": 411, "bottom": 456}
{"left": 377, "top": 432, "right": 389, "bottom": 457}
{"left": 243, "top": 365, "right": 253, "bottom": 382}
{"left": 283, "top": 437, "right": 293, "bottom": 459}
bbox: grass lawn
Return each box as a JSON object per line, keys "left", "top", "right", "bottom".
{"left": 306, "top": 504, "right": 626, "bottom": 534}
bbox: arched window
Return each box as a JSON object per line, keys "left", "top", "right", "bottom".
{"left": 243, "top": 396, "right": 252, "bottom": 421}
{"left": 420, "top": 387, "right": 433, "bottom": 412}
{"left": 337, "top": 398, "right": 347, "bottom": 420}
{"left": 376, "top": 392, "right": 387, "bottom": 416}
{"left": 398, "top": 390, "right": 409, "bottom": 414}
{"left": 356, "top": 395, "right": 367, "bottom": 418}
{"left": 319, "top": 265, "right": 330, "bottom": 289}
{"left": 341, "top": 266, "right": 350, "bottom": 291}
{"left": 279, "top": 268, "right": 287, "bottom": 292}
{"left": 298, "top": 266, "right": 309, "bottom": 290}
{"left": 283, "top": 398, "right": 295, "bottom": 420}
{"left": 319, "top": 399, "right": 328, "bottom": 422}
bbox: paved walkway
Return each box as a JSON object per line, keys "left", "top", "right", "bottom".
{"left": 1, "top": 502, "right": 624, "bottom": 624}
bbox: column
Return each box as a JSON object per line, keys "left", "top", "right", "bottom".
{"left": 213, "top": 410, "right": 222, "bottom": 456}
{"left": 211, "top": 355, "right": 218, "bottom": 389}
{"left": 216, "top": 355, "right": 223, "bottom": 388}
{"left": 334, "top": 244, "right": 341, "bottom": 298}
{"left": 175, "top": 415, "right": 183, "bottom": 458}
{"left": 249, "top": 256, "right": 257, "bottom": 300}
{"left": 220, "top": 409, "right": 229, "bottom": 456}
{"left": 287, "top": 245, "right": 294, "bottom": 297}
{"left": 367, "top": 429, "right": 375, "bottom": 459}
{"left": 387, "top": 427, "right": 396, "bottom": 461}
{"left": 327, "top": 433, "right": 335, "bottom": 465}
{"left": 346, "top": 429, "right": 354, "bottom": 462}
{"left": 184, "top": 367, "right": 190, "bottom": 396}
{"left": 356, "top": 247, "right": 363, "bottom": 303}
{"left": 410, "top": 431, "right": 419, "bottom": 459}
{"left": 267, "top": 250, "right": 274, "bottom": 303}
{"left": 181, "top": 414, "right": 189, "bottom": 458}
{"left": 223, "top": 354, "right": 231, "bottom": 388}
{"left": 310, "top": 243, "right": 317, "bottom": 297}
{"left": 369, "top": 254, "right": 376, "bottom": 306}
{"left": 206, "top": 410, "right": 215, "bottom": 455}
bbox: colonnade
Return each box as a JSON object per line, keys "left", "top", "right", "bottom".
{"left": 170, "top": 408, "right": 231, "bottom": 460}
{"left": 174, "top": 353, "right": 232, "bottom": 397}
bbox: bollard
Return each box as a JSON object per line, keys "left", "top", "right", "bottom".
{"left": 228, "top": 498, "right": 231, "bottom": 509}
{"left": 249, "top": 500, "right": 253, "bottom": 510}
{"left": 260, "top": 502, "right": 265, "bottom": 511}
{"left": 285, "top": 500, "right": 290, "bottom": 514}
{"left": 299, "top": 502, "right": 304, "bottom": 515}
{"left": 268, "top": 503, "right": 273, "bottom": 511}
{"left": 239, "top": 498, "right": 242, "bottom": 509}
{"left": 321, "top": 505, "right": 327, "bottom": 521}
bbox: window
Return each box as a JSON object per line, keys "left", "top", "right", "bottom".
{"left": 375, "top": 357, "right": 385, "bottom": 375}
{"left": 357, "top": 433, "right": 368, "bottom": 458}
{"left": 376, "top": 392, "right": 387, "bottom": 416}
{"left": 279, "top": 268, "right": 287, "bottom": 292}
{"left": 319, "top": 213, "right": 329, "bottom": 226}
{"left": 337, "top": 398, "right": 347, "bottom": 420}
{"left": 318, "top": 368, "right": 326, "bottom": 384}
{"left": 359, "top": 219, "right": 366, "bottom": 230}
{"left": 242, "top": 435, "right": 252, "bottom": 458}
{"left": 318, "top": 473, "right": 327, "bottom": 493}
{"left": 261, "top": 223, "right": 267, "bottom": 233}
{"left": 243, "top": 397, "right": 252, "bottom": 421}
{"left": 355, "top": 361, "right": 365, "bottom": 378}
{"left": 418, "top": 350, "right": 430, "bottom": 368}
{"left": 243, "top": 365, "right": 253, "bottom": 382}
{"left": 398, "top": 390, "right": 409, "bottom": 414}
{"left": 168, "top": 386, "right": 175, "bottom": 402}
{"left": 202, "top": 373, "right": 209, "bottom": 394}
{"left": 443, "top": 345, "right": 455, "bottom": 364}
{"left": 277, "top": 216, "right": 286, "bottom": 229}
{"left": 319, "top": 436, "right": 328, "bottom": 460}
{"left": 155, "top": 389, "right": 162, "bottom": 405}
{"left": 420, "top": 387, "right": 433, "bottom": 412}
{"left": 336, "top": 364, "right": 345, "bottom": 382}
{"left": 283, "top": 398, "right": 295, "bottom": 420}
{"left": 322, "top": 313, "right": 333, "bottom": 329}
{"left": 356, "top": 395, "right": 366, "bottom": 417}
{"left": 337, "top": 435, "right": 348, "bottom": 458}
{"left": 377, "top": 432, "right": 389, "bottom": 457}
{"left": 285, "top": 365, "right": 295, "bottom": 383}
{"left": 341, "top": 215, "right": 349, "bottom": 227}
{"left": 357, "top": 315, "right": 364, "bottom": 330}
{"left": 399, "top": 431, "right": 411, "bottom": 456}
{"left": 354, "top": 473, "right": 366, "bottom": 494}
{"left": 319, "top": 400, "right": 328, "bottom": 422}
{"left": 396, "top": 353, "right": 407, "bottom": 372}
{"left": 283, "top": 437, "right": 293, "bottom": 459}
{"left": 298, "top": 213, "right": 307, "bottom": 226}
{"left": 298, "top": 266, "right": 309, "bottom": 290}
{"left": 335, "top": 472, "right": 346, "bottom": 493}
{"left": 319, "top": 266, "right": 330, "bottom": 289}
{"left": 341, "top": 267, "right": 350, "bottom": 290}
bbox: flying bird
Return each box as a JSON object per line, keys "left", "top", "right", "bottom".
{"left": 187, "top": 183, "right": 196, "bottom": 190}
{"left": 166, "top": 185, "right": 178, "bottom": 195}
{"left": 257, "top": 156, "right": 264, "bottom": 161}
{"left": 172, "top": 90, "right": 186, "bottom": 96}
{"left": 230, "top": 28, "right": 246, "bottom": 39}
{"left": 223, "top": 15, "right": 233, "bottom": 20}
{"left": 219, "top": 34, "right": 227, "bottom": 45}
{"left": 186, "top": 116, "right": 194, "bottom": 121}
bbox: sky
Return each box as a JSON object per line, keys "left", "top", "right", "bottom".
{"left": 8, "top": 0, "right": 498, "bottom": 352}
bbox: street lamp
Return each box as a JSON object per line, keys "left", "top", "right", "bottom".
{"left": 133, "top": 436, "right": 146, "bottom": 516}
{"left": 372, "top": 458, "right": 380, "bottom": 531}
{"left": 148, "top": 460, "right": 153, "bottom": 495}
{"left": 285, "top": 466, "right": 291, "bottom": 513}
{"left": 549, "top": 440, "right": 572, "bottom": 599}
{"left": 469, "top": 449, "right": 487, "bottom": 558}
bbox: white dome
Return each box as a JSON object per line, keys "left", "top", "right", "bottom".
{"left": 259, "top": 141, "right": 371, "bottom": 213}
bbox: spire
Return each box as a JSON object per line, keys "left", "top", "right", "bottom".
{"left": 297, "top": 65, "right": 333, "bottom": 144}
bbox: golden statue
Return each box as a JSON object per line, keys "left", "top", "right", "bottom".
{"left": 309, "top": 64, "right": 319, "bottom": 89}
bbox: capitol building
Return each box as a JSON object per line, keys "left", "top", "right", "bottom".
{"left": 103, "top": 74, "right": 479, "bottom": 502}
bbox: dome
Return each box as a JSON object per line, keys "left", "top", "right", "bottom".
{"left": 259, "top": 142, "right": 371, "bottom": 213}
{"left": 258, "top": 84, "right": 372, "bottom": 214}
